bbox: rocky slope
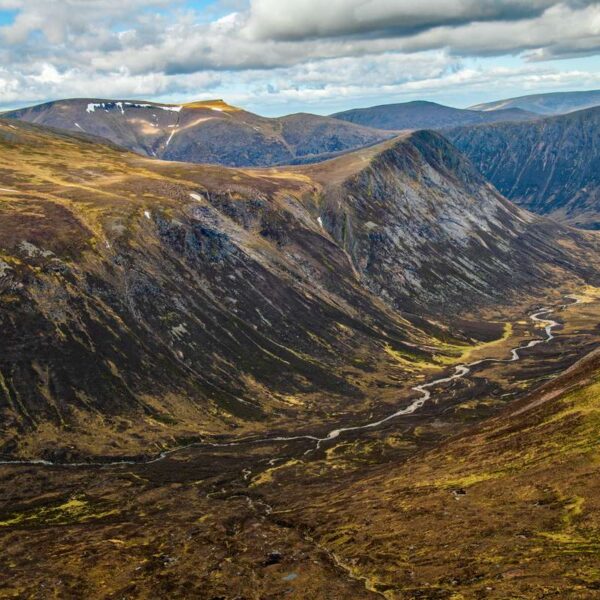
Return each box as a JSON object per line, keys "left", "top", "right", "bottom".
{"left": 471, "top": 88, "right": 600, "bottom": 115}
{"left": 305, "top": 130, "right": 599, "bottom": 313}
{"left": 447, "top": 106, "right": 600, "bottom": 229}
{"left": 331, "top": 100, "right": 537, "bottom": 130}
{"left": 3, "top": 98, "right": 393, "bottom": 167}
{"left": 0, "top": 119, "right": 598, "bottom": 460}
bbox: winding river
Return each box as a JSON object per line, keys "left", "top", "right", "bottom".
{"left": 0, "top": 296, "right": 579, "bottom": 468}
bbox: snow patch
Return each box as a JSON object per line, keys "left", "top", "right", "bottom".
{"left": 165, "top": 128, "right": 177, "bottom": 146}
{"left": 144, "top": 210, "right": 151, "bottom": 220}
{"left": 86, "top": 101, "right": 179, "bottom": 114}
{"left": 189, "top": 193, "right": 204, "bottom": 202}
{"left": 317, "top": 216, "right": 324, "bottom": 229}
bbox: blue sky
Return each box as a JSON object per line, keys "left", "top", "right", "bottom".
{"left": 0, "top": 9, "right": 16, "bottom": 25}
{"left": 0, "top": 1, "right": 599, "bottom": 116}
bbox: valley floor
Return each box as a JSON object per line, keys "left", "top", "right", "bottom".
{"left": 2, "top": 286, "right": 600, "bottom": 599}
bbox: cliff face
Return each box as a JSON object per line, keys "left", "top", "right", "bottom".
{"left": 447, "top": 107, "right": 600, "bottom": 229}
{"left": 312, "top": 130, "right": 599, "bottom": 312}
{"left": 0, "top": 120, "right": 598, "bottom": 460}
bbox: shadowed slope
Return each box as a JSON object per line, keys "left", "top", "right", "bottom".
{"left": 448, "top": 106, "right": 600, "bottom": 229}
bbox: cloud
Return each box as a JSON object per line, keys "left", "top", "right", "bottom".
{"left": 397, "top": 3, "right": 600, "bottom": 59}
{"left": 71, "top": 2, "right": 600, "bottom": 78}
{"left": 227, "top": 58, "right": 600, "bottom": 113}
{"left": 243, "top": 0, "right": 586, "bottom": 41}
{"left": 0, "top": 0, "right": 598, "bottom": 113}
{"left": 0, "top": 0, "right": 172, "bottom": 44}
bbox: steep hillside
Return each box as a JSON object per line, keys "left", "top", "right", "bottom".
{"left": 0, "top": 119, "right": 427, "bottom": 460}
{"left": 3, "top": 98, "right": 393, "bottom": 167}
{"left": 471, "top": 89, "right": 600, "bottom": 115}
{"left": 447, "top": 107, "right": 600, "bottom": 229}
{"left": 2, "top": 120, "right": 600, "bottom": 600}
{"left": 304, "top": 130, "right": 598, "bottom": 313}
{"left": 331, "top": 100, "right": 537, "bottom": 131}
{"left": 0, "top": 119, "right": 598, "bottom": 460}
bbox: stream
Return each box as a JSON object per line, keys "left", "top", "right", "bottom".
{"left": 0, "top": 296, "right": 579, "bottom": 468}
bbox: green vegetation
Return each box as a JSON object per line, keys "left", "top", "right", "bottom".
{"left": 0, "top": 496, "right": 118, "bottom": 527}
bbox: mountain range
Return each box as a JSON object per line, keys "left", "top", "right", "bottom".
{"left": 3, "top": 98, "right": 394, "bottom": 167}
{"left": 6, "top": 95, "right": 600, "bottom": 235}
{"left": 1, "top": 117, "right": 598, "bottom": 459}
{"left": 471, "top": 88, "right": 600, "bottom": 115}
{"left": 3, "top": 98, "right": 546, "bottom": 169}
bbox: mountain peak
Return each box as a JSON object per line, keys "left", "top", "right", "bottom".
{"left": 182, "top": 99, "right": 240, "bottom": 112}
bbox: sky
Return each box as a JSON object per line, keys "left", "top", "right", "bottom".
{"left": 0, "top": 0, "right": 599, "bottom": 116}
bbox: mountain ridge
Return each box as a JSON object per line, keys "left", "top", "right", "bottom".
{"left": 3, "top": 97, "right": 395, "bottom": 167}
{"left": 471, "top": 88, "right": 600, "bottom": 115}
{"left": 331, "top": 99, "right": 538, "bottom": 131}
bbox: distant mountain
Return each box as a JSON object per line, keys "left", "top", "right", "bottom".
{"left": 331, "top": 100, "right": 537, "bottom": 131}
{"left": 1, "top": 119, "right": 597, "bottom": 459}
{"left": 3, "top": 98, "right": 394, "bottom": 167}
{"left": 471, "top": 89, "right": 600, "bottom": 115}
{"left": 447, "top": 106, "right": 600, "bottom": 229}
